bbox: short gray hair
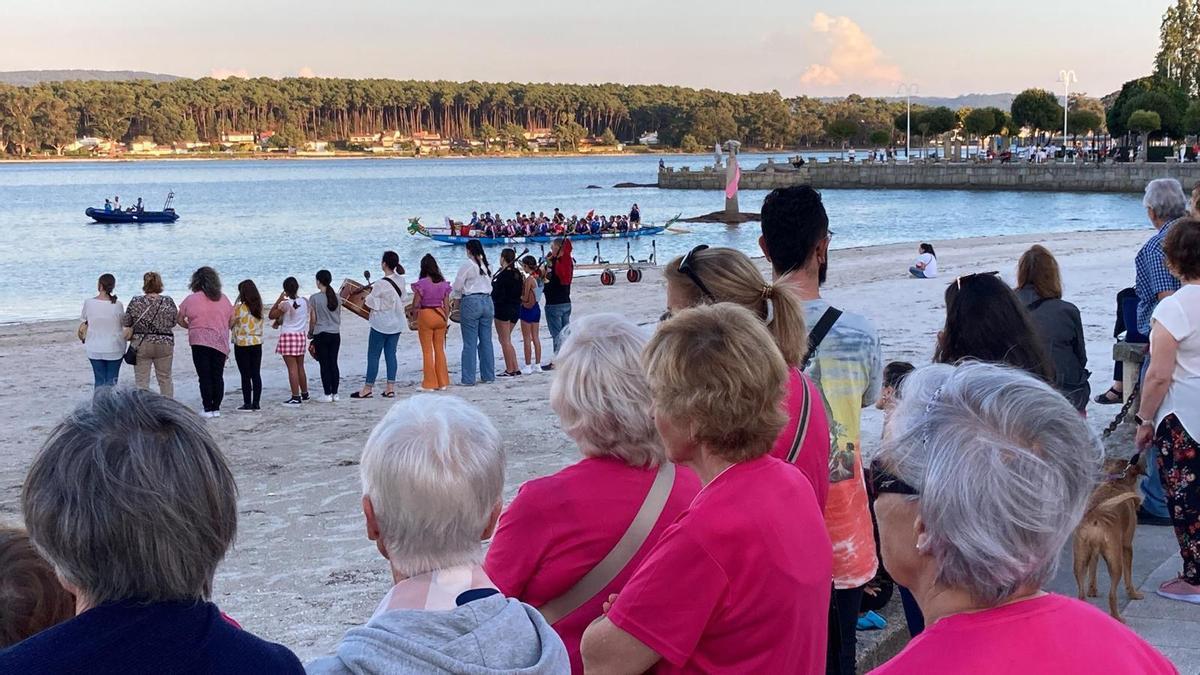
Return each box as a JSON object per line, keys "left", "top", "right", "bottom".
{"left": 1143, "top": 178, "right": 1187, "bottom": 220}
{"left": 878, "top": 362, "right": 1101, "bottom": 606}
{"left": 360, "top": 395, "right": 504, "bottom": 577}
{"left": 22, "top": 388, "right": 237, "bottom": 606}
{"left": 551, "top": 314, "right": 663, "bottom": 468}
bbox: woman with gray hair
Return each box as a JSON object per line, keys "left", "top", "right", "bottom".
{"left": 309, "top": 394, "right": 568, "bottom": 674}
{"left": 869, "top": 363, "right": 1173, "bottom": 674}
{"left": 484, "top": 313, "right": 700, "bottom": 673}
{"left": 0, "top": 388, "right": 302, "bottom": 673}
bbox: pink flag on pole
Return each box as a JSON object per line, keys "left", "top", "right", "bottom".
{"left": 725, "top": 161, "right": 741, "bottom": 200}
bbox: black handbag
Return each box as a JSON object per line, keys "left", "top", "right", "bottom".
{"left": 125, "top": 299, "right": 164, "bottom": 366}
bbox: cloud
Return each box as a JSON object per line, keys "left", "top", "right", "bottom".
{"left": 210, "top": 67, "right": 250, "bottom": 80}
{"left": 799, "top": 13, "right": 903, "bottom": 93}
{"left": 298, "top": 66, "right": 316, "bottom": 78}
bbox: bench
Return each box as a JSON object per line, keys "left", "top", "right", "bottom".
{"left": 1112, "top": 341, "right": 1149, "bottom": 422}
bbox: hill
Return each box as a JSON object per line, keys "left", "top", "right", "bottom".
{"left": 890, "top": 93, "right": 1016, "bottom": 110}
{"left": 0, "top": 70, "right": 180, "bottom": 86}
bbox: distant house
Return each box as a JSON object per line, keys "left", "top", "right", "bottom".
{"left": 413, "top": 131, "right": 447, "bottom": 155}
{"left": 129, "top": 137, "right": 159, "bottom": 153}
{"left": 348, "top": 133, "right": 380, "bottom": 145}
{"left": 638, "top": 131, "right": 660, "bottom": 146}
{"left": 220, "top": 131, "right": 256, "bottom": 145}
{"left": 257, "top": 131, "right": 276, "bottom": 145}
{"left": 303, "top": 140, "right": 330, "bottom": 152}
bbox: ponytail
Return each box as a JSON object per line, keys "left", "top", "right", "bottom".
{"left": 466, "top": 239, "right": 491, "bottom": 276}
{"left": 98, "top": 273, "right": 117, "bottom": 303}
{"left": 762, "top": 277, "right": 809, "bottom": 367}
{"left": 283, "top": 276, "right": 300, "bottom": 309}
{"left": 316, "top": 269, "right": 338, "bottom": 311}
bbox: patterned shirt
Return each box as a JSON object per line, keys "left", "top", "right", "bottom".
{"left": 1135, "top": 219, "right": 1183, "bottom": 336}
{"left": 803, "top": 298, "right": 882, "bottom": 589}
{"left": 123, "top": 295, "right": 178, "bottom": 346}
{"left": 232, "top": 302, "right": 263, "bottom": 347}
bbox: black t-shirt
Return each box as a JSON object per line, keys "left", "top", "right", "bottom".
{"left": 544, "top": 268, "right": 571, "bottom": 305}
{"left": 491, "top": 267, "right": 524, "bottom": 307}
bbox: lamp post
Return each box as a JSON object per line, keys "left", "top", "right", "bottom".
{"left": 1058, "top": 69, "right": 1077, "bottom": 159}
{"left": 898, "top": 83, "right": 919, "bottom": 160}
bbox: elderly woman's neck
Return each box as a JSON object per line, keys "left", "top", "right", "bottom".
{"left": 917, "top": 584, "right": 1045, "bottom": 626}
{"left": 685, "top": 450, "right": 736, "bottom": 486}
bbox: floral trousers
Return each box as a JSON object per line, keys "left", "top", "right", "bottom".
{"left": 1155, "top": 413, "right": 1200, "bottom": 585}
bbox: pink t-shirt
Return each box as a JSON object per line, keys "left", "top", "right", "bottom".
{"left": 178, "top": 292, "right": 234, "bottom": 355}
{"left": 411, "top": 277, "right": 451, "bottom": 308}
{"left": 485, "top": 456, "right": 700, "bottom": 674}
{"left": 607, "top": 455, "right": 832, "bottom": 674}
{"left": 771, "top": 369, "right": 831, "bottom": 512}
{"left": 870, "top": 594, "right": 1176, "bottom": 675}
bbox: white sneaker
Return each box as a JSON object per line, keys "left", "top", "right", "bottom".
{"left": 532, "top": 364, "right": 543, "bottom": 373}
{"left": 333, "top": 394, "right": 341, "bottom": 402}
{"left": 200, "top": 411, "right": 214, "bottom": 419}
{"left": 212, "top": 410, "right": 221, "bottom": 418}
{"left": 319, "top": 394, "right": 334, "bottom": 403}
{"left": 521, "top": 364, "right": 532, "bottom": 375}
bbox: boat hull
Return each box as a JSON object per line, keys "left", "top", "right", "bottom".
{"left": 426, "top": 226, "right": 664, "bottom": 246}
{"left": 86, "top": 208, "right": 179, "bottom": 224}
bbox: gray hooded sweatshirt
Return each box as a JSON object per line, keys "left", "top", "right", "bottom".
{"left": 307, "top": 593, "right": 569, "bottom": 675}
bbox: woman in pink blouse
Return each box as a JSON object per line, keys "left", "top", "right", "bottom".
{"left": 177, "top": 266, "right": 234, "bottom": 418}
{"left": 410, "top": 254, "right": 452, "bottom": 391}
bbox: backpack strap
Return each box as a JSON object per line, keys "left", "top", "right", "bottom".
{"left": 537, "top": 462, "right": 676, "bottom": 625}
{"left": 786, "top": 371, "right": 813, "bottom": 464}
{"left": 801, "top": 307, "right": 843, "bottom": 371}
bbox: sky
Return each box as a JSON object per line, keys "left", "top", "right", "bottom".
{"left": 2, "top": 0, "right": 1165, "bottom": 98}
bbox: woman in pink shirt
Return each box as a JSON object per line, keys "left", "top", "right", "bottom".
{"left": 869, "top": 363, "right": 1175, "bottom": 675}
{"left": 410, "top": 254, "right": 452, "bottom": 391}
{"left": 663, "top": 245, "right": 830, "bottom": 510}
{"left": 582, "top": 304, "right": 832, "bottom": 674}
{"left": 485, "top": 313, "right": 700, "bottom": 673}
{"left": 177, "top": 266, "right": 234, "bottom": 418}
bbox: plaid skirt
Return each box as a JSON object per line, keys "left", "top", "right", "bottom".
{"left": 276, "top": 332, "right": 307, "bottom": 356}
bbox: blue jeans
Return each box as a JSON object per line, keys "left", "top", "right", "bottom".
{"left": 460, "top": 294, "right": 495, "bottom": 385}
{"left": 545, "top": 303, "right": 572, "bottom": 356}
{"left": 909, "top": 266, "right": 927, "bottom": 279}
{"left": 89, "top": 358, "right": 122, "bottom": 390}
{"left": 1139, "top": 357, "right": 1170, "bottom": 518}
{"left": 365, "top": 328, "right": 400, "bottom": 385}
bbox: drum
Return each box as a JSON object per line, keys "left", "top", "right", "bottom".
{"left": 339, "top": 279, "right": 371, "bottom": 320}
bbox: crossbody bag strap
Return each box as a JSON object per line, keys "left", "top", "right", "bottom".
{"left": 382, "top": 276, "right": 403, "bottom": 299}
{"left": 800, "top": 307, "right": 843, "bottom": 372}
{"left": 786, "top": 370, "right": 813, "bottom": 464}
{"left": 134, "top": 298, "right": 165, "bottom": 347}
{"left": 537, "top": 462, "right": 676, "bottom": 625}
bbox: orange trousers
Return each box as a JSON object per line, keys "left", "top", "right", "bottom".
{"left": 417, "top": 308, "right": 450, "bottom": 389}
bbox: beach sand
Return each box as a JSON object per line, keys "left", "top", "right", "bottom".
{"left": 0, "top": 227, "right": 1149, "bottom": 660}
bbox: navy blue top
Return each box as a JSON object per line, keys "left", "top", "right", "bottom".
{"left": 0, "top": 599, "right": 303, "bottom": 674}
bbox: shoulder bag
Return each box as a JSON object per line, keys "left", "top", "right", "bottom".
{"left": 124, "top": 298, "right": 164, "bottom": 366}
{"left": 785, "top": 370, "right": 814, "bottom": 464}
{"left": 537, "top": 462, "right": 676, "bottom": 625}
{"left": 800, "top": 306, "right": 843, "bottom": 372}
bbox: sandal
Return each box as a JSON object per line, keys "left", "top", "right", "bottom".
{"left": 1094, "top": 387, "right": 1123, "bottom": 405}
{"left": 350, "top": 391, "right": 373, "bottom": 399}
{"left": 381, "top": 391, "right": 396, "bottom": 398}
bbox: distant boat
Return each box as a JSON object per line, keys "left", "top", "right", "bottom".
{"left": 87, "top": 191, "right": 179, "bottom": 224}
{"left": 418, "top": 226, "right": 665, "bottom": 246}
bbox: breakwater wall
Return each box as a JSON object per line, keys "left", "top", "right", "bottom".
{"left": 658, "top": 160, "right": 1200, "bottom": 193}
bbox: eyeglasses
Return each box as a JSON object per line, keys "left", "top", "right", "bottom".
{"left": 869, "top": 459, "right": 920, "bottom": 497}
{"left": 955, "top": 270, "right": 1000, "bottom": 290}
{"left": 679, "top": 245, "right": 717, "bottom": 301}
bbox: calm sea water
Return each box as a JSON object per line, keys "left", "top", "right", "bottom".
{"left": 1, "top": 153, "right": 1143, "bottom": 323}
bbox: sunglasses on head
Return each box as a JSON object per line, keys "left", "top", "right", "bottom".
{"left": 955, "top": 270, "right": 1000, "bottom": 290}
{"left": 679, "top": 245, "right": 717, "bottom": 302}
{"left": 869, "top": 458, "right": 920, "bottom": 497}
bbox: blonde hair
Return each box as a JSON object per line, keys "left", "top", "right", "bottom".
{"left": 644, "top": 303, "right": 788, "bottom": 462}
{"left": 550, "top": 314, "right": 662, "bottom": 468}
{"left": 1015, "top": 245, "right": 1062, "bottom": 300}
{"left": 664, "top": 247, "right": 808, "bottom": 366}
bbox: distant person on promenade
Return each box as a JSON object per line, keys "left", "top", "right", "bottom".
{"left": 542, "top": 237, "right": 573, "bottom": 371}
{"left": 491, "top": 248, "right": 524, "bottom": 378}
{"left": 410, "top": 254, "right": 451, "bottom": 391}
{"left": 1, "top": 388, "right": 304, "bottom": 673}
{"left": 453, "top": 240, "right": 496, "bottom": 386}
{"left": 485, "top": 314, "right": 701, "bottom": 672}
{"left": 309, "top": 270, "right": 341, "bottom": 402}
{"left": 177, "top": 266, "right": 234, "bottom": 418}
{"left": 123, "top": 272, "right": 178, "bottom": 398}
{"left": 79, "top": 273, "right": 125, "bottom": 391}
{"left": 518, "top": 255, "right": 543, "bottom": 374}
{"left": 935, "top": 271, "right": 1054, "bottom": 383}
{"left": 868, "top": 363, "right": 1175, "bottom": 675}
{"left": 308, "top": 396, "right": 569, "bottom": 674}
{"left": 0, "top": 527, "right": 74, "bottom": 648}
{"left": 662, "top": 245, "right": 831, "bottom": 510}
{"left": 1134, "top": 217, "right": 1200, "bottom": 605}
{"left": 1015, "top": 246, "right": 1090, "bottom": 412}
{"left": 760, "top": 185, "right": 881, "bottom": 675}
{"left": 581, "top": 304, "right": 831, "bottom": 673}
{"left": 352, "top": 251, "right": 405, "bottom": 399}
{"left": 908, "top": 243, "right": 938, "bottom": 279}
{"left": 269, "top": 277, "right": 310, "bottom": 406}
{"left": 231, "top": 280, "right": 264, "bottom": 411}
{"left": 1135, "top": 178, "right": 1188, "bottom": 526}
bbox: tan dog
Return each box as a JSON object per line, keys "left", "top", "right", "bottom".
{"left": 1072, "top": 457, "right": 1145, "bottom": 621}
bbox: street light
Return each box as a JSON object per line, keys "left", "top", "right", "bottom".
{"left": 1058, "top": 69, "right": 1077, "bottom": 159}
{"left": 898, "top": 83, "right": 919, "bottom": 160}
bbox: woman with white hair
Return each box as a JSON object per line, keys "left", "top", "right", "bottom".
{"left": 484, "top": 313, "right": 701, "bottom": 673}
{"left": 309, "top": 395, "right": 568, "bottom": 674}
{"left": 869, "top": 363, "right": 1174, "bottom": 674}
{"left": 1, "top": 388, "right": 303, "bottom": 673}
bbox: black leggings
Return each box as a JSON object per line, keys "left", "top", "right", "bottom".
{"left": 234, "top": 344, "right": 262, "bottom": 408}
{"left": 312, "top": 332, "right": 341, "bottom": 395}
{"left": 827, "top": 586, "right": 864, "bottom": 675}
{"left": 191, "top": 346, "right": 227, "bottom": 412}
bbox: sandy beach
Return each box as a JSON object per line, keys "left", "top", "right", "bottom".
{"left": 0, "top": 227, "right": 1151, "bottom": 660}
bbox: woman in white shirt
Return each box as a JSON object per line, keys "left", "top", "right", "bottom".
{"left": 269, "top": 276, "right": 310, "bottom": 406}
{"left": 80, "top": 273, "right": 127, "bottom": 391}
{"left": 1136, "top": 217, "right": 1200, "bottom": 606}
{"left": 353, "top": 251, "right": 406, "bottom": 399}
{"left": 453, "top": 240, "right": 496, "bottom": 385}
{"left": 909, "top": 243, "right": 938, "bottom": 279}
